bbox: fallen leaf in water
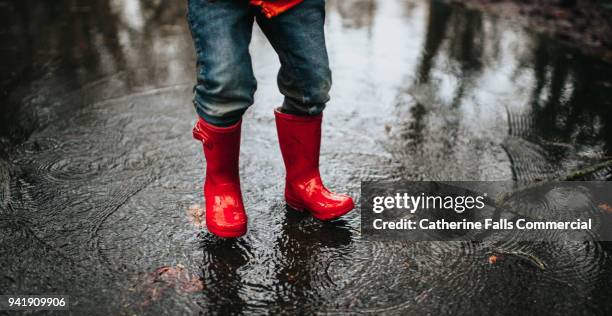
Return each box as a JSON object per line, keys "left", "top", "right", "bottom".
{"left": 599, "top": 203, "right": 612, "bottom": 213}
{"left": 286, "top": 273, "right": 297, "bottom": 283}
{"left": 415, "top": 289, "right": 432, "bottom": 303}
{"left": 188, "top": 204, "right": 205, "bottom": 227}
{"left": 489, "top": 251, "right": 545, "bottom": 270}
{"left": 139, "top": 265, "right": 204, "bottom": 307}
{"left": 488, "top": 255, "right": 499, "bottom": 264}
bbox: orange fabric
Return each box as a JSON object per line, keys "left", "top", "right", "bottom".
{"left": 250, "top": 0, "right": 304, "bottom": 18}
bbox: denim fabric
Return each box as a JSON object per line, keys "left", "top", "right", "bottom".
{"left": 187, "top": 0, "right": 330, "bottom": 126}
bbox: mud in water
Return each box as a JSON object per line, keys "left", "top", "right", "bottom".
{"left": 1, "top": 0, "right": 612, "bottom": 315}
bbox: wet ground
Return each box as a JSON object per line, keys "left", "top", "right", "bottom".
{"left": 444, "top": 0, "right": 612, "bottom": 60}
{"left": 1, "top": 0, "right": 612, "bottom": 314}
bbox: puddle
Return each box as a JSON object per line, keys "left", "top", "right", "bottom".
{"left": 1, "top": 0, "right": 611, "bottom": 314}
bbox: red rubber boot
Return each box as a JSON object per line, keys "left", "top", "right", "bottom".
{"left": 193, "top": 118, "right": 247, "bottom": 238}
{"left": 274, "top": 109, "right": 355, "bottom": 221}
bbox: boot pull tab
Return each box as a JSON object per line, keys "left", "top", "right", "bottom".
{"left": 192, "top": 125, "right": 213, "bottom": 149}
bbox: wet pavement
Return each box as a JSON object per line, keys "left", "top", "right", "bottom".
{"left": 1, "top": 0, "right": 612, "bottom": 314}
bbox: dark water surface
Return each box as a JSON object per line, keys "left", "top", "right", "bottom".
{"left": 2, "top": 0, "right": 612, "bottom": 314}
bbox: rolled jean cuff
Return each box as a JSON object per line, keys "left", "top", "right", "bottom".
{"left": 281, "top": 97, "right": 326, "bottom": 116}
{"left": 195, "top": 105, "right": 244, "bottom": 127}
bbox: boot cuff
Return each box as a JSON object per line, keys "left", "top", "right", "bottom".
{"left": 274, "top": 109, "right": 323, "bottom": 122}
{"left": 195, "top": 117, "right": 241, "bottom": 134}
{"left": 193, "top": 118, "right": 241, "bottom": 143}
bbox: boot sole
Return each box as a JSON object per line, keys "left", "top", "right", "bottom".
{"left": 285, "top": 195, "right": 355, "bottom": 221}
{"left": 207, "top": 222, "right": 247, "bottom": 238}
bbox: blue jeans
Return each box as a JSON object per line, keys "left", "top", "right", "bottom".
{"left": 187, "top": 0, "right": 331, "bottom": 126}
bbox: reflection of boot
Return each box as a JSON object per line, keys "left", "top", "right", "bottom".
{"left": 193, "top": 118, "right": 247, "bottom": 238}
{"left": 274, "top": 109, "right": 355, "bottom": 221}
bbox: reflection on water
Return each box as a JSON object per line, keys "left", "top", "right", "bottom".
{"left": 1, "top": 0, "right": 612, "bottom": 314}
{"left": 199, "top": 237, "right": 249, "bottom": 314}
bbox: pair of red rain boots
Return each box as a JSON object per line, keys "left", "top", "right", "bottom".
{"left": 192, "top": 110, "right": 354, "bottom": 238}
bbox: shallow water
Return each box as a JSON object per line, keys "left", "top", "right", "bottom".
{"left": 1, "top": 0, "right": 612, "bottom": 314}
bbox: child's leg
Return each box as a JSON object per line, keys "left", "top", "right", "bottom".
{"left": 188, "top": 1, "right": 257, "bottom": 238}
{"left": 255, "top": 0, "right": 331, "bottom": 116}
{"left": 187, "top": 0, "right": 257, "bottom": 126}
{"left": 256, "top": 0, "right": 355, "bottom": 220}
